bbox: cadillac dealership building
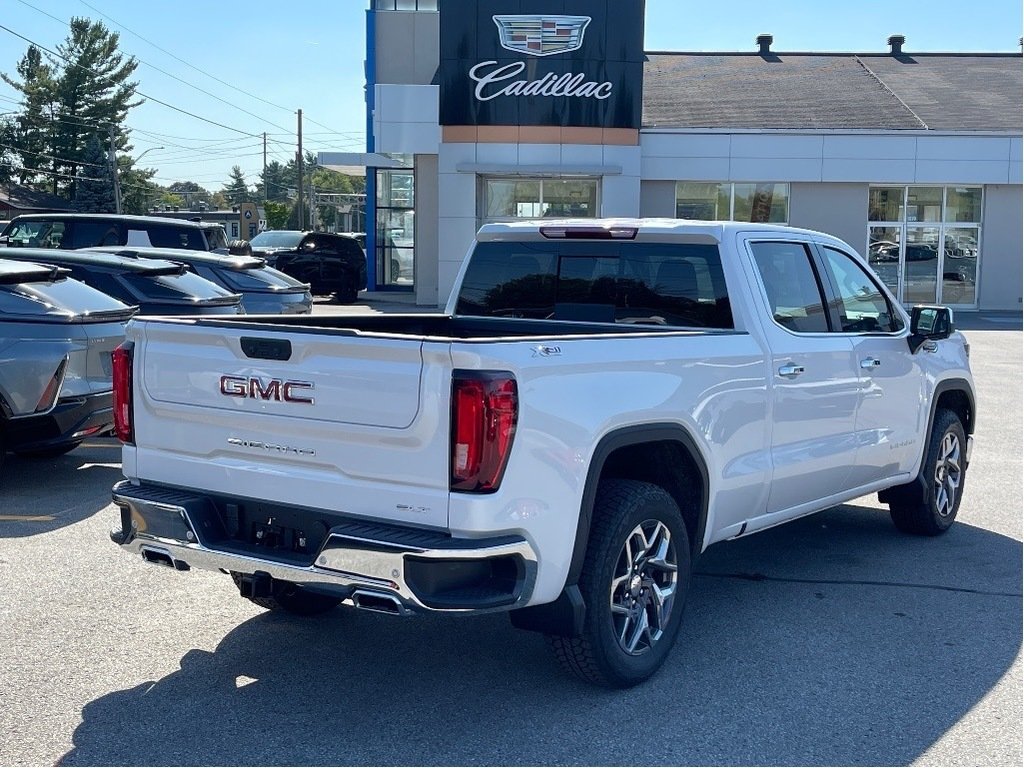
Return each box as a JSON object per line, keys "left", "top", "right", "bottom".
{"left": 321, "top": 0, "right": 1022, "bottom": 311}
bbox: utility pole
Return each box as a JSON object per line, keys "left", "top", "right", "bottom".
{"left": 296, "top": 109, "right": 304, "bottom": 229}
{"left": 109, "top": 124, "right": 122, "bottom": 214}
{"left": 262, "top": 132, "right": 267, "bottom": 202}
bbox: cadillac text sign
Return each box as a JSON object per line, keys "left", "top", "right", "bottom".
{"left": 439, "top": 1, "right": 645, "bottom": 128}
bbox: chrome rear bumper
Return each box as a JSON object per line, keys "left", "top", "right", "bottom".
{"left": 111, "top": 480, "right": 537, "bottom": 614}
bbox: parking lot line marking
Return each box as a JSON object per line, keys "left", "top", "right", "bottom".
{"left": 0, "top": 514, "right": 55, "bottom": 522}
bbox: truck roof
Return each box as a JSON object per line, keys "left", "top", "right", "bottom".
{"left": 476, "top": 218, "right": 845, "bottom": 246}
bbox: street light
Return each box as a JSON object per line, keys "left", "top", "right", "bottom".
{"left": 134, "top": 146, "right": 165, "bottom": 165}
{"left": 113, "top": 146, "right": 164, "bottom": 214}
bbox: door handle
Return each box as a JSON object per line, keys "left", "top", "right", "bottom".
{"left": 860, "top": 357, "right": 882, "bottom": 369}
{"left": 778, "top": 363, "right": 805, "bottom": 378}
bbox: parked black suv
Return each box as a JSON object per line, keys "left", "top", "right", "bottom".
{"left": 249, "top": 230, "right": 367, "bottom": 303}
{"left": 0, "top": 213, "right": 220, "bottom": 251}
{"left": 0, "top": 248, "right": 243, "bottom": 315}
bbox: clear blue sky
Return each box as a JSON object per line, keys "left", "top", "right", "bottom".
{"left": 0, "top": 0, "right": 1020, "bottom": 190}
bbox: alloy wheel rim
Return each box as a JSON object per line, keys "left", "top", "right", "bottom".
{"left": 609, "top": 519, "right": 678, "bottom": 656}
{"left": 934, "top": 431, "right": 962, "bottom": 517}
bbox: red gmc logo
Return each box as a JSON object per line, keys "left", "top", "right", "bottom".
{"left": 219, "top": 375, "right": 314, "bottom": 404}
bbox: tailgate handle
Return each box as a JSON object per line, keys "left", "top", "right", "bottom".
{"left": 241, "top": 337, "right": 292, "bottom": 361}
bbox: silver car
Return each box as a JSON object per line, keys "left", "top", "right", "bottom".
{"left": 0, "top": 259, "right": 135, "bottom": 468}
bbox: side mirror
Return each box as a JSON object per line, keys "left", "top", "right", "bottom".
{"left": 908, "top": 305, "right": 954, "bottom": 353}
{"left": 0, "top": 235, "right": 9, "bottom": 246}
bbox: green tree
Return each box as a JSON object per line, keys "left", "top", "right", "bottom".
{"left": 257, "top": 160, "right": 291, "bottom": 202}
{"left": 0, "top": 46, "right": 56, "bottom": 186}
{"left": 263, "top": 201, "right": 289, "bottom": 229}
{"left": 0, "top": 118, "right": 16, "bottom": 185}
{"left": 118, "top": 155, "right": 157, "bottom": 215}
{"left": 2, "top": 19, "right": 140, "bottom": 197}
{"left": 167, "top": 181, "right": 211, "bottom": 208}
{"left": 222, "top": 165, "right": 252, "bottom": 204}
{"left": 72, "top": 133, "right": 115, "bottom": 212}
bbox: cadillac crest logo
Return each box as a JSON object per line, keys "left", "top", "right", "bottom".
{"left": 492, "top": 15, "right": 592, "bottom": 57}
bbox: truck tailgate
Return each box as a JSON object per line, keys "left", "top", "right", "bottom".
{"left": 130, "top": 321, "right": 451, "bottom": 529}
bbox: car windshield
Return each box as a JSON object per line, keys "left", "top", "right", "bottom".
{"left": 212, "top": 264, "right": 308, "bottom": 291}
{"left": 250, "top": 231, "right": 304, "bottom": 248}
{"left": 202, "top": 226, "right": 228, "bottom": 250}
{"left": 2, "top": 220, "right": 66, "bottom": 248}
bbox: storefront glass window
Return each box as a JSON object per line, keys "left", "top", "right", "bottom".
{"left": 674, "top": 182, "right": 788, "bottom": 223}
{"left": 906, "top": 187, "right": 943, "bottom": 223}
{"left": 480, "top": 177, "right": 599, "bottom": 224}
{"left": 866, "top": 186, "right": 982, "bottom": 307}
{"left": 376, "top": 168, "right": 415, "bottom": 288}
{"left": 675, "top": 183, "right": 730, "bottom": 220}
{"left": 733, "top": 183, "right": 789, "bottom": 223}
{"left": 869, "top": 187, "right": 905, "bottom": 222}
{"left": 945, "top": 187, "right": 983, "bottom": 223}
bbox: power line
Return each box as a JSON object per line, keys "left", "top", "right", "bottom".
{"left": 0, "top": 141, "right": 108, "bottom": 168}
{"left": 0, "top": 23, "right": 263, "bottom": 138}
{"left": 13, "top": 0, "right": 294, "bottom": 135}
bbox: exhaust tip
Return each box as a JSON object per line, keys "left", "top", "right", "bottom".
{"left": 351, "top": 590, "right": 404, "bottom": 615}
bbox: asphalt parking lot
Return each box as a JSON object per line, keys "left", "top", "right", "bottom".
{"left": 0, "top": 312, "right": 1020, "bottom": 766}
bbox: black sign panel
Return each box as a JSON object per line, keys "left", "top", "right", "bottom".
{"left": 439, "top": 0, "right": 645, "bottom": 128}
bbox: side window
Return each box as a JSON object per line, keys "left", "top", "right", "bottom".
{"left": 750, "top": 241, "right": 829, "bottom": 333}
{"left": 820, "top": 247, "right": 902, "bottom": 333}
{"left": 146, "top": 225, "right": 204, "bottom": 249}
{"left": 6, "top": 219, "right": 65, "bottom": 248}
{"left": 68, "top": 220, "right": 121, "bottom": 248}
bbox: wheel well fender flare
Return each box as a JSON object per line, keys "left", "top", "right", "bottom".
{"left": 928, "top": 378, "right": 975, "bottom": 439}
{"left": 566, "top": 422, "right": 711, "bottom": 588}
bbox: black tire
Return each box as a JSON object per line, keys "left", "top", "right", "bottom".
{"left": 14, "top": 441, "right": 82, "bottom": 459}
{"left": 334, "top": 287, "right": 359, "bottom": 304}
{"left": 547, "top": 479, "right": 691, "bottom": 688}
{"left": 230, "top": 573, "right": 341, "bottom": 616}
{"left": 888, "top": 409, "right": 967, "bottom": 536}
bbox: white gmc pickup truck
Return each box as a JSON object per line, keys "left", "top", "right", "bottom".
{"left": 110, "top": 220, "right": 975, "bottom": 687}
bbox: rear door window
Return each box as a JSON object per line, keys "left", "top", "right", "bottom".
{"left": 142, "top": 225, "right": 207, "bottom": 250}
{"left": 749, "top": 241, "right": 830, "bottom": 333}
{"left": 67, "top": 219, "right": 123, "bottom": 248}
{"left": 455, "top": 240, "right": 733, "bottom": 329}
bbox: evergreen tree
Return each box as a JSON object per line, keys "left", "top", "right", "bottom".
{"left": 167, "top": 181, "right": 211, "bottom": 208}
{"left": 0, "top": 46, "right": 56, "bottom": 186}
{"left": 222, "top": 165, "right": 251, "bottom": 204}
{"left": 0, "top": 118, "right": 16, "bottom": 185}
{"left": 257, "top": 160, "right": 290, "bottom": 202}
{"left": 118, "top": 155, "right": 157, "bottom": 215}
{"left": 2, "top": 19, "right": 141, "bottom": 197}
{"left": 73, "top": 133, "right": 116, "bottom": 212}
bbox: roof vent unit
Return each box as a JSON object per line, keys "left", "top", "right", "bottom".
{"left": 888, "top": 34, "right": 906, "bottom": 55}
{"left": 756, "top": 34, "right": 773, "bottom": 54}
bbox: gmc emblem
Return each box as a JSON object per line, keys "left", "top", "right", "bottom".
{"left": 219, "top": 375, "right": 314, "bottom": 404}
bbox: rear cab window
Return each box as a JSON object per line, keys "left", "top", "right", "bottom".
{"left": 0, "top": 274, "right": 131, "bottom": 318}
{"left": 120, "top": 269, "right": 238, "bottom": 301}
{"left": 455, "top": 240, "right": 734, "bottom": 329}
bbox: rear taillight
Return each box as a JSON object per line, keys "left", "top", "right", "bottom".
{"left": 112, "top": 342, "right": 134, "bottom": 444}
{"left": 451, "top": 371, "right": 518, "bottom": 493}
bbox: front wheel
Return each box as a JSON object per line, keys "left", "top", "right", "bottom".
{"left": 547, "top": 479, "right": 691, "bottom": 688}
{"left": 888, "top": 408, "right": 967, "bottom": 535}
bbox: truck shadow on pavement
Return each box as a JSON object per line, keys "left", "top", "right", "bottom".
{"left": 0, "top": 439, "right": 122, "bottom": 538}
{"left": 59, "top": 504, "right": 1022, "bottom": 767}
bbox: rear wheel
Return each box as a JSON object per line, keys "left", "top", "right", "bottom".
{"left": 230, "top": 573, "right": 341, "bottom": 616}
{"left": 888, "top": 408, "right": 967, "bottom": 535}
{"left": 547, "top": 479, "right": 691, "bottom": 688}
{"left": 14, "top": 441, "right": 82, "bottom": 459}
{"left": 334, "top": 286, "right": 359, "bottom": 304}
